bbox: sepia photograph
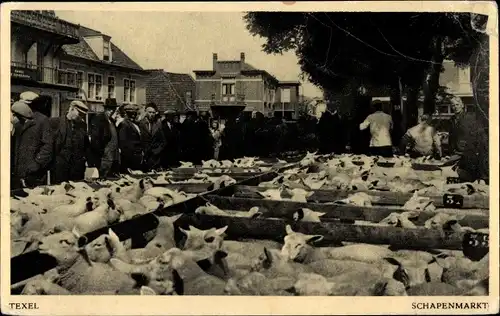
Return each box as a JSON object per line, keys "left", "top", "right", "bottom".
{"left": 1, "top": 1, "right": 498, "bottom": 315}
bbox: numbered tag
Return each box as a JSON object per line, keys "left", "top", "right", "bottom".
{"left": 446, "top": 177, "right": 462, "bottom": 184}
{"left": 462, "top": 232, "right": 489, "bottom": 261}
{"left": 443, "top": 194, "right": 464, "bottom": 208}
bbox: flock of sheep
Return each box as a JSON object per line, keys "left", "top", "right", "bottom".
{"left": 10, "top": 153, "right": 489, "bottom": 296}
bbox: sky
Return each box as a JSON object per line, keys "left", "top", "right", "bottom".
{"left": 55, "top": 11, "right": 324, "bottom": 98}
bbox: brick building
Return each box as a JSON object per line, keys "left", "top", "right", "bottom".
{"left": 59, "top": 25, "right": 149, "bottom": 114}
{"left": 10, "top": 10, "right": 81, "bottom": 117}
{"left": 146, "top": 70, "right": 196, "bottom": 113}
{"left": 193, "top": 52, "right": 301, "bottom": 119}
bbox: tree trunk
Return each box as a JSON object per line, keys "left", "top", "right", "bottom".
{"left": 423, "top": 36, "right": 444, "bottom": 114}
{"left": 405, "top": 84, "right": 420, "bottom": 129}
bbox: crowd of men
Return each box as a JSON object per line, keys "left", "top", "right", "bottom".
{"left": 10, "top": 91, "right": 488, "bottom": 189}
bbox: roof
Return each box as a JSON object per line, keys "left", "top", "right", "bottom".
{"left": 146, "top": 70, "right": 196, "bottom": 112}
{"left": 279, "top": 81, "right": 301, "bottom": 86}
{"left": 61, "top": 25, "right": 143, "bottom": 71}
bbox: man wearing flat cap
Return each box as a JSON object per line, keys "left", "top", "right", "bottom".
{"left": 11, "top": 99, "right": 54, "bottom": 188}
{"left": 49, "top": 100, "right": 91, "bottom": 184}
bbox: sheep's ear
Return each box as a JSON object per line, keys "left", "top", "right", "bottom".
{"left": 306, "top": 191, "right": 314, "bottom": 197}
{"left": 293, "top": 209, "right": 304, "bottom": 222}
{"left": 139, "top": 179, "right": 145, "bottom": 190}
{"left": 263, "top": 247, "right": 273, "bottom": 264}
{"left": 405, "top": 211, "right": 420, "bottom": 220}
{"left": 169, "top": 213, "right": 183, "bottom": 223}
{"left": 285, "top": 225, "right": 294, "bottom": 235}
{"left": 306, "top": 235, "right": 323, "bottom": 244}
{"left": 179, "top": 227, "right": 189, "bottom": 235}
{"left": 383, "top": 257, "right": 402, "bottom": 266}
{"left": 71, "top": 226, "right": 82, "bottom": 238}
{"left": 215, "top": 226, "right": 228, "bottom": 235}
{"left": 140, "top": 286, "right": 157, "bottom": 295}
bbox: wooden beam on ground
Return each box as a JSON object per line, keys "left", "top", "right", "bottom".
{"left": 175, "top": 213, "right": 470, "bottom": 251}
{"left": 232, "top": 185, "right": 490, "bottom": 209}
{"left": 204, "top": 195, "right": 489, "bottom": 229}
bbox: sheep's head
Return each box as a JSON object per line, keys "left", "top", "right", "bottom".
{"left": 37, "top": 228, "right": 81, "bottom": 265}
{"left": 258, "top": 188, "right": 282, "bottom": 200}
{"left": 383, "top": 257, "right": 441, "bottom": 290}
{"left": 105, "top": 198, "right": 124, "bottom": 224}
{"left": 281, "top": 225, "right": 323, "bottom": 262}
{"left": 379, "top": 211, "right": 419, "bottom": 228}
{"left": 424, "top": 213, "right": 466, "bottom": 231}
{"left": 403, "top": 194, "right": 436, "bottom": 211}
{"left": 179, "top": 225, "right": 227, "bottom": 251}
{"left": 287, "top": 273, "right": 335, "bottom": 296}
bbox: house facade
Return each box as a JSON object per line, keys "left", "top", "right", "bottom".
{"left": 59, "top": 25, "right": 148, "bottom": 114}
{"left": 10, "top": 10, "right": 81, "bottom": 117}
{"left": 146, "top": 70, "right": 196, "bottom": 113}
{"left": 193, "top": 53, "right": 301, "bottom": 119}
{"left": 437, "top": 60, "right": 475, "bottom": 117}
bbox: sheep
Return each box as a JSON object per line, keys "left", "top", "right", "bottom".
{"left": 158, "top": 248, "right": 227, "bottom": 295}
{"left": 202, "top": 159, "right": 221, "bottom": 168}
{"left": 435, "top": 253, "right": 489, "bottom": 288}
{"left": 333, "top": 192, "right": 375, "bottom": 207}
{"left": 179, "top": 225, "right": 227, "bottom": 252}
{"left": 402, "top": 192, "right": 436, "bottom": 211}
{"left": 127, "top": 214, "right": 183, "bottom": 264}
{"left": 21, "top": 276, "right": 72, "bottom": 295}
{"left": 285, "top": 188, "right": 314, "bottom": 203}
{"left": 111, "top": 178, "right": 154, "bottom": 203}
{"left": 211, "top": 175, "right": 237, "bottom": 190}
{"left": 37, "top": 228, "right": 137, "bottom": 294}
{"left": 195, "top": 205, "right": 263, "bottom": 219}
{"left": 257, "top": 188, "right": 283, "bottom": 200}
{"left": 109, "top": 256, "right": 178, "bottom": 295}
{"left": 49, "top": 196, "right": 96, "bottom": 217}
{"left": 423, "top": 213, "right": 475, "bottom": 232}
{"left": 281, "top": 225, "right": 393, "bottom": 264}
{"left": 292, "top": 208, "right": 325, "bottom": 223}
{"left": 224, "top": 272, "right": 295, "bottom": 296}
{"left": 179, "top": 161, "right": 194, "bottom": 168}
{"left": 378, "top": 211, "right": 420, "bottom": 228}
{"left": 382, "top": 257, "right": 444, "bottom": 289}
{"left": 73, "top": 197, "right": 123, "bottom": 234}
{"left": 287, "top": 272, "right": 407, "bottom": 296}
{"left": 250, "top": 247, "right": 312, "bottom": 279}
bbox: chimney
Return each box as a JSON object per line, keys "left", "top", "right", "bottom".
{"left": 240, "top": 52, "right": 245, "bottom": 68}
{"left": 213, "top": 53, "right": 218, "bottom": 71}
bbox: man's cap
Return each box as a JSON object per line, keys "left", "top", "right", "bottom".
{"left": 70, "top": 100, "right": 89, "bottom": 114}
{"left": 164, "top": 110, "right": 177, "bottom": 115}
{"left": 124, "top": 104, "right": 138, "bottom": 112}
{"left": 20, "top": 91, "right": 39, "bottom": 104}
{"left": 12, "top": 101, "right": 34, "bottom": 119}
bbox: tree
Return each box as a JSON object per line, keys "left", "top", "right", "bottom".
{"left": 244, "top": 12, "right": 488, "bottom": 127}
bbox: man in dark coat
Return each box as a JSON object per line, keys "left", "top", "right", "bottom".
{"left": 161, "top": 110, "right": 182, "bottom": 168}
{"left": 49, "top": 100, "right": 90, "bottom": 184}
{"left": 11, "top": 101, "right": 53, "bottom": 188}
{"left": 448, "top": 97, "right": 489, "bottom": 182}
{"left": 197, "top": 111, "right": 214, "bottom": 162}
{"left": 116, "top": 105, "right": 144, "bottom": 173}
{"left": 139, "top": 103, "right": 166, "bottom": 171}
{"left": 180, "top": 111, "right": 199, "bottom": 163}
{"left": 89, "top": 101, "right": 120, "bottom": 178}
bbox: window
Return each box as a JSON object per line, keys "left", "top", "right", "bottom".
{"left": 103, "top": 40, "right": 110, "bottom": 61}
{"left": 281, "top": 88, "right": 291, "bottom": 103}
{"left": 87, "top": 73, "right": 103, "bottom": 100}
{"left": 185, "top": 91, "right": 192, "bottom": 104}
{"left": 458, "top": 67, "right": 471, "bottom": 84}
{"left": 124, "top": 78, "right": 136, "bottom": 103}
{"left": 75, "top": 71, "right": 84, "bottom": 99}
{"left": 222, "top": 78, "right": 236, "bottom": 96}
{"left": 107, "top": 76, "right": 115, "bottom": 99}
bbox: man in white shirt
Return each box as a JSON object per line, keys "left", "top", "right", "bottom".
{"left": 359, "top": 101, "right": 393, "bottom": 157}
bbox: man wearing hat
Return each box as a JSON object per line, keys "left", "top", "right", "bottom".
{"left": 138, "top": 103, "right": 166, "bottom": 171}
{"left": 88, "top": 99, "right": 120, "bottom": 178}
{"left": 11, "top": 101, "right": 54, "bottom": 188}
{"left": 116, "top": 104, "right": 145, "bottom": 173}
{"left": 49, "top": 100, "right": 91, "bottom": 184}
{"left": 161, "top": 110, "right": 182, "bottom": 168}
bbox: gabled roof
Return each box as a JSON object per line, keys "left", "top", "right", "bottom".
{"left": 61, "top": 24, "right": 144, "bottom": 71}
{"left": 146, "top": 69, "right": 196, "bottom": 111}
